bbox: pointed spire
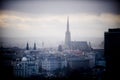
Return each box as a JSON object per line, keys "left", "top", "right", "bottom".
{"left": 67, "top": 16, "right": 69, "bottom": 32}
{"left": 65, "top": 16, "right": 71, "bottom": 49}
{"left": 33, "top": 42, "right": 36, "bottom": 50}
{"left": 26, "top": 42, "right": 29, "bottom": 50}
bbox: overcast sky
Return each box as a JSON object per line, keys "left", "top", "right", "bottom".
{"left": 0, "top": 0, "right": 120, "bottom": 48}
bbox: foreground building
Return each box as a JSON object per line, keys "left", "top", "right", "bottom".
{"left": 13, "top": 56, "right": 39, "bottom": 77}
{"left": 104, "top": 28, "right": 120, "bottom": 80}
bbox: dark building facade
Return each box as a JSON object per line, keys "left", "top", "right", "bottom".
{"left": 104, "top": 28, "right": 120, "bottom": 80}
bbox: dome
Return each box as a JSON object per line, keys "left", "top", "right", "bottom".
{"left": 22, "top": 57, "right": 27, "bottom": 61}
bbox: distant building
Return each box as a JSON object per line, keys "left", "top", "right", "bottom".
{"left": 64, "top": 17, "right": 91, "bottom": 51}
{"left": 71, "top": 41, "right": 91, "bottom": 52}
{"left": 58, "top": 45, "right": 63, "bottom": 52}
{"left": 94, "top": 49, "right": 105, "bottom": 67}
{"left": 41, "top": 54, "right": 67, "bottom": 71}
{"left": 68, "top": 57, "right": 90, "bottom": 70}
{"left": 33, "top": 42, "right": 36, "bottom": 50}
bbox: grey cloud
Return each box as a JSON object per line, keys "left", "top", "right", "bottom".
{"left": 1, "top": 0, "right": 119, "bottom": 14}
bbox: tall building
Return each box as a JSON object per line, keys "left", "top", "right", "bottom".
{"left": 104, "top": 28, "right": 120, "bottom": 80}
{"left": 65, "top": 16, "right": 71, "bottom": 49}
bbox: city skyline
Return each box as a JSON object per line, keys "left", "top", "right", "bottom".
{"left": 0, "top": 0, "right": 119, "bottom": 48}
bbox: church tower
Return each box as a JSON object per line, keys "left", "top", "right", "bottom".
{"left": 26, "top": 42, "right": 29, "bottom": 50}
{"left": 65, "top": 16, "right": 71, "bottom": 49}
{"left": 33, "top": 42, "right": 36, "bottom": 50}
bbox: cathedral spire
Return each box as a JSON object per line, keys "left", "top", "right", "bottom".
{"left": 65, "top": 16, "right": 71, "bottom": 49}
{"left": 67, "top": 16, "right": 69, "bottom": 32}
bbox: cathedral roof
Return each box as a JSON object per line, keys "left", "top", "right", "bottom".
{"left": 71, "top": 41, "right": 91, "bottom": 51}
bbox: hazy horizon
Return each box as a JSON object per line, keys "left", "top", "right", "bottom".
{"left": 0, "top": 37, "right": 104, "bottom": 49}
